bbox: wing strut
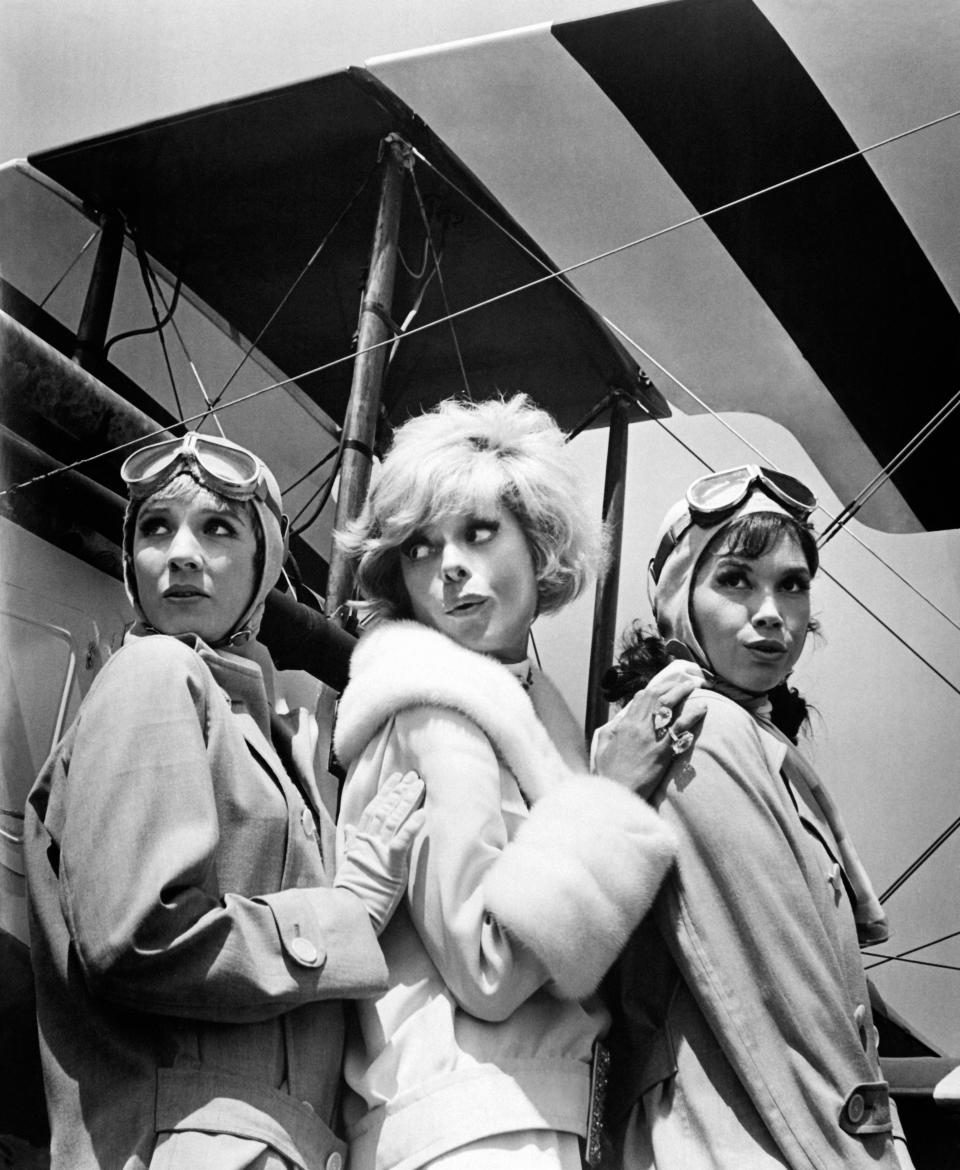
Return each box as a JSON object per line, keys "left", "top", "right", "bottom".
{"left": 72, "top": 211, "right": 123, "bottom": 371}
{"left": 325, "top": 134, "right": 411, "bottom": 619}
{"left": 583, "top": 390, "right": 631, "bottom": 743}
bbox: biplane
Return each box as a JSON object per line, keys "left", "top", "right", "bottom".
{"left": 2, "top": 0, "right": 959, "bottom": 1164}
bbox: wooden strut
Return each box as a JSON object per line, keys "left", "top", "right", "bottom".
{"left": 584, "top": 391, "right": 630, "bottom": 744}
{"left": 325, "top": 135, "right": 411, "bottom": 621}
{"left": 72, "top": 210, "right": 124, "bottom": 371}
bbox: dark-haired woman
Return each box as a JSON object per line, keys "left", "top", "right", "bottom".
{"left": 595, "top": 467, "right": 913, "bottom": 1169}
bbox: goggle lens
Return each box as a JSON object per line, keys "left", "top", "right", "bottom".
{"left": 120, "top": 433, "right": 283, "bottom": 527}
{"left": 122, "top": 434, "right": 260, "bottom": 494}
{"left": 687, "top": 464, "right": 816, "bottom": 519}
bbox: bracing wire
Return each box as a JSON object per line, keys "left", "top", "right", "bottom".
{"left": 291, "top": 427, "right": 348, "bottom": 536}
{"left": 204, "top": 159, "right": 380, "bottom": 416}
{"left": 290, "top": 471, "right": 338, "bottom": 534}
{"left": 146, "top": 263, "right": 225, "bottom": 438}
{"left": 864, "top": 927, "right": 960, "bottom": 973}
{"left": 398, "top": 234, "right": 431, "bottom": 281}
{"left": 282, "top": 445, "right": 339, "bottom": 496}
{"left": 134, "top": 238, "right": 184, "bottom": 423}
{"left": 105, "top": 270, "right": 184, "bottom": 356}
{"left": 37, "top": 228, "right": 100, "bottom": 311}
{"left": 878, "top": 813, "right": 960, "bottom": 905}
{"left": 862, "top": 953, "right": 960, "bottom": 973}
{"left": 409, "top": 167, "right": 471, "bottom": 397}
{"left": 819, "top": 387, "right": 960, "bottom": 546}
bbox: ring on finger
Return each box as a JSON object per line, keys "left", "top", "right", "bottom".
{"left": 667, "top": 725, "right": 695, "bottom": 757}
{"left": 652, "top": 705, "right": 673, "bottom": 739}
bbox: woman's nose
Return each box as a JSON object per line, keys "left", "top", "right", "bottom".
{"left": 167, "top": 527, "right": 203, "bottom": 570}
{"left": 440, "top": 543, "right": 469, "bottom": 582}
{"left": 752, "top": 593, "right": 783, "bottom": 627}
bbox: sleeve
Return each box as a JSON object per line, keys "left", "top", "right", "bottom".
{"left": 653, "top": 701, "right": 895, "bottom": 1168}
{"left": 55, "top": 639, "right": 387, "bottom": 1023}
{"left": 379, "top": 707, "right": 551, "bottom": 1022}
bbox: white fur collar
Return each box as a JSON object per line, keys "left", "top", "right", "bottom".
{"left": 334, "top": 621, "right": 573, "bottom": 805}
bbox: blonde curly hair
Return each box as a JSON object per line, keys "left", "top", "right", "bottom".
{"left": 337, "top": 395, "right": 600, "bottom": 620}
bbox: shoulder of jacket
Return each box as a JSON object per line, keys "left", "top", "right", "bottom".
{"left": 335, "top": 621, "right": 567, "bottom": 802}
{"left": 94, "top": 634, "right": 213, "bottom": 698}
{"left": 693, "top": 689, "right": 786, "bottom": 777}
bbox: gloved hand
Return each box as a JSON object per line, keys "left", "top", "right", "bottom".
{"left": 335, "top": 770, "right": 425, "bottom": 934}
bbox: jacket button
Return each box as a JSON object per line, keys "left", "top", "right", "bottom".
{"left": 301, "top": 808, "right": 316, "bottom": 838}
{"left": 290, "top": 936, "right": 319, "bottom": 965}
{"left": 847, "top": 1092, "right": 865, "bottom": 1124}
{"left": 854, "top": 1003, "right": 869, "bottom": 1049}
{"left": 827, "top": 862, "right": 842, "bottom": 895}
{"left": 326, "top": 1154, "right": 343, "bottom": 1170}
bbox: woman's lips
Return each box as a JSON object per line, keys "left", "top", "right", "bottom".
{"left": 445, "top": 596, "right": 488, "bottom": 616}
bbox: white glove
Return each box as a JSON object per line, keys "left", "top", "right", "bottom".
{"left": 335, "top": 770, "right": 425, "bottom": 934}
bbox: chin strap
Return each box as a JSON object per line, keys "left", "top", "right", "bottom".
{"left": 215, "top": 625, "right": 254, "bottom": 649}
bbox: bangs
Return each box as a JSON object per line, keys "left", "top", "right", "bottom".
{"left": 715, "top": 513, "right": 818, "bottom": 573}
{"left": 144, "top": 471, "right": 248, "bottom": 520}
{"left": 374, "top": 457, "right": 510, "bottom": 546}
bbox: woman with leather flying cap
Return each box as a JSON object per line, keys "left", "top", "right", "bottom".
{"left": 24, "top": 432, "right": 424, "bottom": 1170}
{"left": 595, "top": 466, "right": 913, "bottom": 1169}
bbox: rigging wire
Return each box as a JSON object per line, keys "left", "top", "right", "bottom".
{"left": 864, "top": 927, "right": 960, "bottom": 973}
{"left": 147, "top": 263, "right": 226, "bottom": 437}
{"left": 37, "top": 228, "right": 100, "bottom": 312}
{"left": 878, "top": 812, "right": 960, "bottom": 905}
{"left": 398, "top": 234, "right": 431, "bottom": 281}
{"left": 862, "top": 954, "right": 960, "bottom": 973}
{"left": 204, "top": 159, "right": 380, "bottom": 417}
{"left": 291, "top": 426, "right": 348, "bottom": 536}
{"left": 290, "top": 471, "right": 337, "bottom": 534}
{"left": 819, "top": 387, "right": 960, "bottom": 546}
{"left": 104, "top": 269, "right": 184, "bottom": 356}
{"left": 282, "top": 445, "right": 339, "bottom": 496}
{"left": 409, "top": 167, "right": 471, "bottom": 397}
{"left": 134, "top": 238, "right": 184, "bottom": 423}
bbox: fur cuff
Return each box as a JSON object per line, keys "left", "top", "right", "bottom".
{"left": 484, "top": 775, "right": 676, "bottom": 999}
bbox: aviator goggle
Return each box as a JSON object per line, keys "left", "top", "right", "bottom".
{"left": 650, "top": 464, "right": 817, "bottom": 585}
{"left": 120, "top": 432, "right": 283, "bottom": 526}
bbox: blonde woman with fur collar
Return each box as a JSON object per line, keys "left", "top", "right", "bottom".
{"left": 334, "top": 396, "right": 681, "bottom": 1170}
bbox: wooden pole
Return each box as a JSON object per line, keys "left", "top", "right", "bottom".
{"left": 72, "top": 210, "right": 124, "bottom": 370}
{"left": 584, "top": 392, "right": 630, "bottom": 743}
{"left": 325, "top": 135, "right": 410, "bottom": 620}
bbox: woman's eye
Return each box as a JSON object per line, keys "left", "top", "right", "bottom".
{"left": 205, "top": 518, "right": 237, "bottom": 537}
{"left": 715, "top": 568, "right": 748, "bottom": 589}
{"left": 403, "top": 540, "right": 433, "bottom": 562}
{"left": 466, "top": 522, "right": 498, "bottom": 544}
{"left": 781, "top": 574, "right": 811, "bottom": 594}
{"left": 137, "top": 517, "right": 169, "bottom": 538}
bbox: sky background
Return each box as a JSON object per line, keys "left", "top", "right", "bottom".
{"left": 3, "top": 0, "right": 959, "bottom": 1053}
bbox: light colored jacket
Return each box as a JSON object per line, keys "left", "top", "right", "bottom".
{"left": 24, "top": 632, "right": 387, "bottom": 1170}
{"left": 600, "top": 689, "right": 902, "bottom": 1170}
{"left": 334, "top": 621, "right": 678, "bottom": 1170}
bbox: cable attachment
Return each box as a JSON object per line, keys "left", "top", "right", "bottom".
{"left": 382, "top": 133, "right": 416, "bottom": 172}
{"left": 361, "top": 299, "right": 401, "bottom": 336}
